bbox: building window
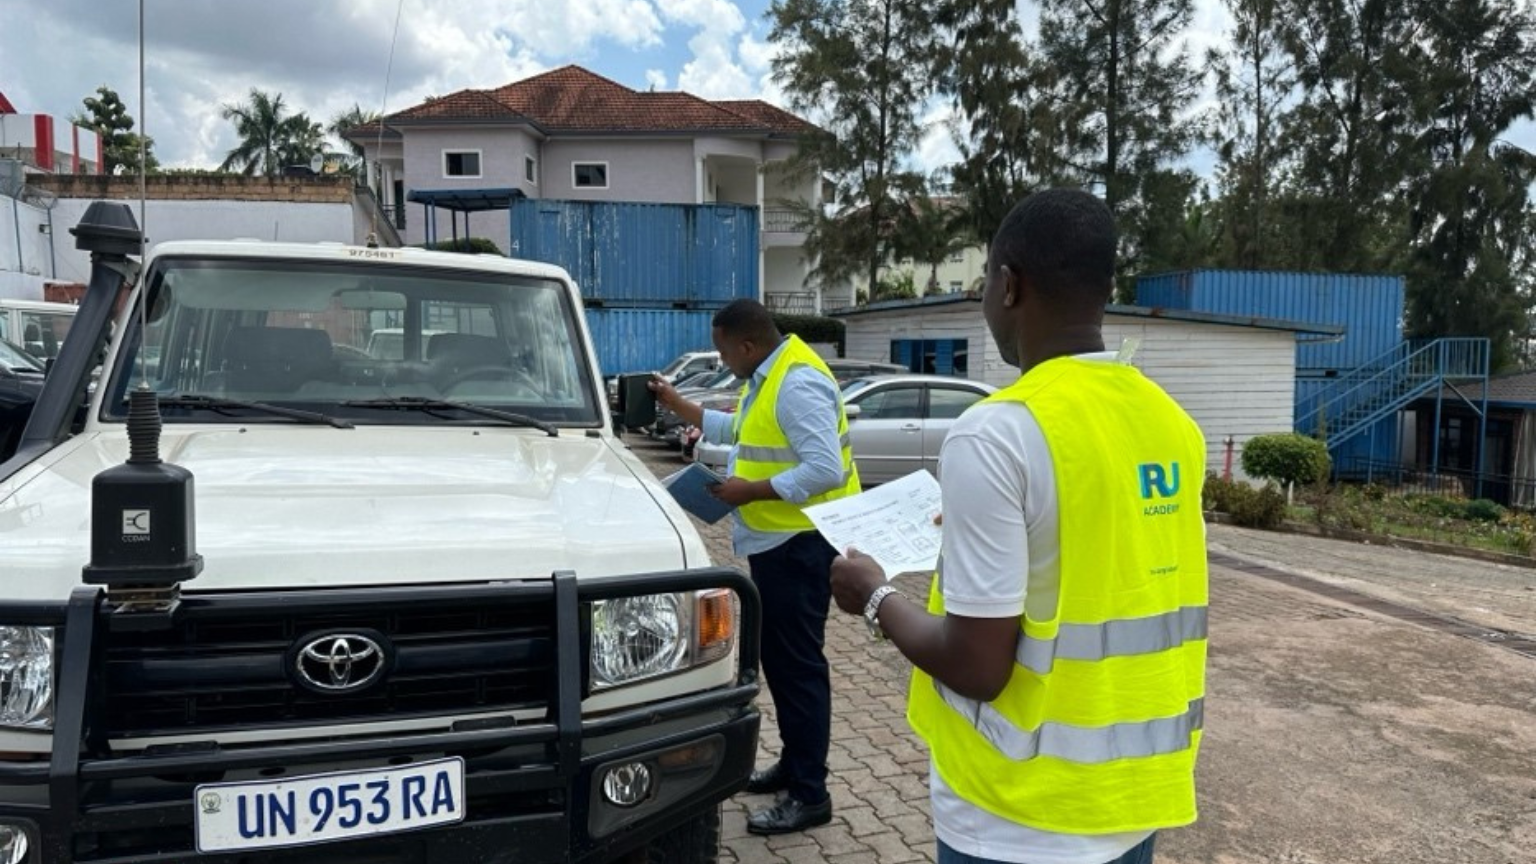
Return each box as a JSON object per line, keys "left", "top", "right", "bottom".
{"left": 948, "top": 281, "right": 963, "bottom": 293}
{"left": 948, "top": 251, "right": 965, "bottom": 263}
{"left": 573, "top": 162, "right": 609, "bottom": 189}
{"left": 525, "top": 155, "right": 537, "bottom": 183}
{"left": 891, "top": 338, "right": 969, "bottom": 377}
{"left": 443, "top": 150, "right": 481, "bottom": 178}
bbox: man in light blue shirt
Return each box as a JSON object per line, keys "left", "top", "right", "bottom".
{"left": 651, "top": 299, "right": 850, "bottom": 834}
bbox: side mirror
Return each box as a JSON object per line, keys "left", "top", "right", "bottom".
{"left": 844, "top": 403, "right": 862, "bottom": 420}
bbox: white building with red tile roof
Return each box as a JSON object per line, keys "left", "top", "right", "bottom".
{"left": 347, "top": 66, "right": 838, "bottom": 312}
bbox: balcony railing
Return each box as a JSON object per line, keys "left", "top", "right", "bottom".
{"left": 765, "top": 292, "right": 817, "bottom": 315}
{"left": 763, "top": 208, "right": 811, "bottom": 233}
{"left": 382, "top": 200, "right": 406, "bottom": 230}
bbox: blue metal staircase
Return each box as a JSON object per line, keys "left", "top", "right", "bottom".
{"left": 1295, "top": 337, "right": 1491, "bottom": 450}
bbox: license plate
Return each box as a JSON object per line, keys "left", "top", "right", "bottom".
{"left": 194, "top": 757, "right": 465, "bottom": 853}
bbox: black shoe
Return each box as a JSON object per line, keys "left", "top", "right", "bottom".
{"left": 744, "top": 762, "right": 788, "bottom": 794}
{"left": 746, "top": 794, "right": 833, "bottom": 835}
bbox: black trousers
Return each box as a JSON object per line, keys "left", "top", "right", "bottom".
{"left": 746, "top": 530, "right": 837, "bottom": 805}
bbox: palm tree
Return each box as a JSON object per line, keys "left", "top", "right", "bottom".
{"left": 329, "top": 104, "right": 381, "bottom": 159}
{"left": 892, "top": 195, "right": 977, "bottom": 294}
{"left": 219, "top": 89, "right": 327, "bottom": 175}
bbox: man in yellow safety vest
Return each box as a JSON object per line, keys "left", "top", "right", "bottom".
{"left": 652, "top": 299, "right": 860, "bottom": 834}
{"left": 830, "top": 189, "right": 1208, "bottom": 864}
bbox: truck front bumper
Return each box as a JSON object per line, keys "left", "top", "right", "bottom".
{"left": 0, "top": 569, "right": 761, "bottom": 864}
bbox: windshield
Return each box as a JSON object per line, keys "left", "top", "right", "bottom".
{"left": 841, "top": 378, "right": 877, "bottom": 397}
{"left": 0, "top": 338, "right": 44, "bottom": 373}
{"left": 1, "top": 307, "right": 74, "bottom": 362}
{"left": 103, "top": 257, "right": 600, "bottom": 425}
{"left": 698, "top": 369, "right": 739, "bottom": 389}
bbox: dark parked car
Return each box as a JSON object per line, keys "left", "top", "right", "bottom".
{"left": 0, "top": 338, "right": 45, "bottom": 462}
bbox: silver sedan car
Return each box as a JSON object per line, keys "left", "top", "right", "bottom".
{"left": 695, "top": 374, "right": 997, "bottom": 485}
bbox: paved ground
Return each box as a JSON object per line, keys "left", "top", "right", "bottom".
{"left": 624, "top": 438, "right": 1536, "bottom": 864}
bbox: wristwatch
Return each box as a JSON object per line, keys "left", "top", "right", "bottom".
{"left": 863, "top": 585, "right": 903, "bottom": 640}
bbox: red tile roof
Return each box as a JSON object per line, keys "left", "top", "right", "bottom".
{"left": 391, "top": 89, "right": 526, "bottom": 122}
{"left": 713, "top": 100, "right": 821, "bottom": 135}
{"left": 361, "top": 65, "right": 818, "bottom": 137}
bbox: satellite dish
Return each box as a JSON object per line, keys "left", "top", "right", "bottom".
{"left": 309, "top": 153, "right": 325, "bottom": 173}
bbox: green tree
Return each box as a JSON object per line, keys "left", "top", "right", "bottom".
{"left": 328, "top": 104, "right": 381, "bottom": 158}
{"left": 1035, "top": 0, "right": 1206, "bottom": 218}
{"left": 218, "top": 89, "right": 328, "bottom": 176}
{"left": 1206, "top": 0, "right": 1296, "bottom": 268}
{"left": 929, "top": 0, "right": 1044, "bottom": 243}
{"left": 74, "top": 85, "right": 158, "bottom": 175}
{"left": 890, "top": 194, "right": 976, "bottom": 293}
{"left": 769, "top": 0, "right": 939, "bottom": 293}
{"left": 1273, "top": 0, "right": 1422, "bottom": 272}
{"left": 1401, "top": 0, "right": 1536, "bottom": 372}
{"left": 329, "top": 103, "right": 382, "bottom": 181}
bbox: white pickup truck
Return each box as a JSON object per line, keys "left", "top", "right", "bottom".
{"left": 0, "top": 202, "right": 760, "bottom": 864}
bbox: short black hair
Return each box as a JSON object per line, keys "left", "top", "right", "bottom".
{"left": 991, "top": 188, "right": 1117, "bottom": 304}
{"left": 712, "top": 299, "right": 779, "bottom": 343}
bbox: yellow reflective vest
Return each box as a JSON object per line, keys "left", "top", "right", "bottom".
{"left": 907, "top": 355, "right": 1209, "bottom": 835}
{"left": 731, "top": 335, "right": 861, "bottom": 533}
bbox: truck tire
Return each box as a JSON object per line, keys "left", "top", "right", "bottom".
{"left": 621, "top": 805, "right": 721, "bottom": 864}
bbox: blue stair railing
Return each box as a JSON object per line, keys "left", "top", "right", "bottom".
{"left": 1295, "top": 338, "right": 1490, "bottom": 449}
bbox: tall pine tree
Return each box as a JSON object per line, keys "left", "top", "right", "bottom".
{"left": 1274, "top": 0, "right": 1421, "bottom": 272}
{"left": 1035, "top": 0, "right": 1206, "bottom": 294}
{"left": 769, "top": 0, "right": 938, "bottom": 293}
{"left": 1402, "top": 0, "right": 1536, "bottom": 371}
{"left": 930, "top": 0, "right": 1042, "bottom": 245}
{"left": 1206, "top": 0, "right": 1296, "bottom": 268}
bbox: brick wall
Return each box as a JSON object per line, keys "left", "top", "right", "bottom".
{"left": 29, "top": 174, "right": 355, "bottom": 204}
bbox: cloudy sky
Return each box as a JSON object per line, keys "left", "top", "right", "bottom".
{"left": 2, "top": 0, "right": 1530, "bottom": 180}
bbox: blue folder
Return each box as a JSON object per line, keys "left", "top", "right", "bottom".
{"left": 662, "top": 462, "right": 734, "bottom": 524}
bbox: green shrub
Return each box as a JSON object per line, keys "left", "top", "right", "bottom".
{"left": 1202, "top": 472, "right": 1287, "bottom": 529}
{"left": 1462, "top": 498, "right": 1506, "bottom": 522}
{"left": 1241, "top": 433, "right": 1332, "bottom": 489}
{"left": 1227, "top": 483, "right": 1288, "bottom": 529}
{"left": 1202, "top": 471, "right": 1238, "bottom": 513}
{"left": 1404, "top": 494, "right": 1469, "bottom": 520}
{"left": 417, "top": 237, "right": 504, "bottom": 255}
{"left": 773, "top": 314, "right": 845, "bottom": 354}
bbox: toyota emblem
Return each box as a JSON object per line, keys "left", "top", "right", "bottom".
{"left": 292, "top": 632, "right": 389, "bottom": 693}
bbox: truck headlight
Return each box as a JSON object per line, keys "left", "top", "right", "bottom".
{"left": 0, "top": 627, "right": 53, "bottom": 730}
{"left": 590, "top": 590, "right": 737, "bottom": 691}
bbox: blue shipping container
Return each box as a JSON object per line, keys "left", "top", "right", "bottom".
{"left": 1136, "top": 269, "right": 1404, "bottom": 372}
{"left": 584, "top": 308, "right": 718, "bottom": 377}
{"left": 511, "top": 199, "right": 759, "bottom": 307}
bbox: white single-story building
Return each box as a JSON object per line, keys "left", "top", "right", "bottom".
{"left": 18, "top": 174, "right": 402, "bottom": 288}
{"left": 834, "top": 294, "right": 1343, "bottom": 481}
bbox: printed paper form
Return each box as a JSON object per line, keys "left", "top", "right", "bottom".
{"left": 804, "top": 470, "right": 943, "bottom": 578}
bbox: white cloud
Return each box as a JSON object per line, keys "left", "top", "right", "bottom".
{"left": 645, "top": 69, "right": 670, "bottom": 90}
{"left": 0, "top": 0, "right": 661, "bottom": 168}
{"left": 653, "top": 0, "right": 761, "bottom": 97}
{"left": 912, "top": 102, "right": 963, "bottom": 180}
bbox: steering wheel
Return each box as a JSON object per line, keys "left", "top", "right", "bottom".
{"left": 441, "top": 365, "right": 545, "bottom": 398}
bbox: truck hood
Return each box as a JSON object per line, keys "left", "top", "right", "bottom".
{"left": 0, "top": 427, "right": 694, "bottom": 600}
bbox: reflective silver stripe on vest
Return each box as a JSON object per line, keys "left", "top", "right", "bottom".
{"left": 735, "top": 433, "right": 853, "bottom": 464}
{"left": 937, "top": 685, "right": 1204, "bottom": 764}
{"left": 1016, "top": 606, "right": 1207, "bottom": 675}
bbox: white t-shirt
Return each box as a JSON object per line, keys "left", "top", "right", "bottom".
{"left": 929, "top": 352, "right": 1153, "bottom": 864}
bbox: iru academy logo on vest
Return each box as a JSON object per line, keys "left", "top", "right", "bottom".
{"left": 1138, "top": 462, "right": 1181, "bottom": 517}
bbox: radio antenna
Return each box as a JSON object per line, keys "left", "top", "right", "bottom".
{"left": 135, "top": 0, "right": 149, "bottom": 389}
{"left": 368, "top": 0, "right": 407, "bottom": 247}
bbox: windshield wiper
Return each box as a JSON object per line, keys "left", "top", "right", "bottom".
{"left": 154, "top": 394, "right": 355, "bottom": 429}
{"left": 341, "top": 397, "right": 560, "bottom": 437}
